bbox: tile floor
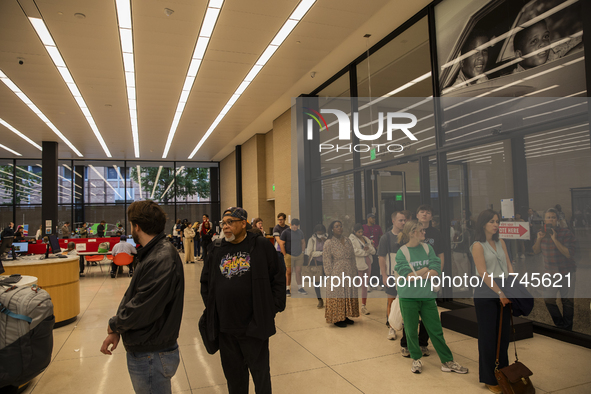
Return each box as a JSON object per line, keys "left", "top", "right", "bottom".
{"left": 21, "top": 258, "right": 591, "bottom": 394}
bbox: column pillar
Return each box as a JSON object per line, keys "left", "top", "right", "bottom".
{"left": 42, "top": 141, "right": 58, "bottom": 236}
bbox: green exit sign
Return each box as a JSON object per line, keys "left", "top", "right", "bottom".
{"left": 396, "top": 194, "right": 402, "bottom": 201}
{"left": 272, "top": 184, "right": 275, "bottom": 191}
{"left": 370, "top": 148, "right": 376, "bottom": 161}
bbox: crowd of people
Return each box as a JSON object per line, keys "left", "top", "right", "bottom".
{"left": 0, "top": 199, "right": 577, "bottom": 393}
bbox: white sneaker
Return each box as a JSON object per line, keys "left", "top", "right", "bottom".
{"left": 411, "top": 359, "right": 422, "bottom": 374}
{"left": 361, "top": 305, "right": 370, "bottom": 315}
{"left": 441, "top": 361, "right": 469, "bottom": 374}
{"left": 387, "top": 327, "right": 397, "bottom": 340}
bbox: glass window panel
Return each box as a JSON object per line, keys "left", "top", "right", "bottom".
{"left": 0, "top": 159, "right": 13, "bottom": 206}
{"left": 524, "top": 128, "right": 591, "bottom": 335}
{"left": 58, "top": 160, "right": 74, "bottom": 205}
{"left": 15, "top": 205, "right": 42, "bottom": 239}
{"left": 73, "top": 161, "right": 126, "bottom": 204}
{"left": 446, "top": 140, "right": 513, "bottom": 299}
{"left": 15, "top": 160, "right": 42, "bottom": 205}
{"left": 320, "top": 174, "right": 356, "bottom": 237}
{"left": 357, "top": 17, "right": 432, "bottom": 98}
{"left": 128, "top": 162, "right": 176, "bottom": 204}
{"left": 175, "top": 163, "right": 214, "bottom": 203}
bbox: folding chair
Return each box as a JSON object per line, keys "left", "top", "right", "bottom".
{"left": 85, "top": 255, "right": 104, "bottom": 275}
{"left": 113, "top": 253, "right": 134, "bottom": 278}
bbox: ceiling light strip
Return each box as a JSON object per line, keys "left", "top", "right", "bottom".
{"left": 161, "top": 166, "right": 184, "bottom": 199}
{"left": 88, "top": 165, "right": 123, "bottom": 199}
{"left": 0, "top": 70, "right": 82, "bottom": 156}
{"left": 0, "top": 118, "right": 42, "bottom": 151}
{"left": 28, "top": 17, "right": 111, "bottom": 157}
{"left": 161, "top": 0, "right": 225, "bottom": 158}
{"left": 150, "top": 166, "right": 163, "bottom": 199}
{"left": 188, "top": 0, "right": 316, "bottom": 159}
{"left": 115, "top": 0, "right": 139, "bottom": 158}
{"left": 0, "top": 143, "right": 21, "bottom": 156}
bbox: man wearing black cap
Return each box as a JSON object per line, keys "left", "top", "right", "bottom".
{"left": 201, "top": 207, "right": 286, "bottom": 394}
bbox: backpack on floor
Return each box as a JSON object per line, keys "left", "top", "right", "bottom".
{"left": 0, "top": 284, "right": 55, "bottom": 388}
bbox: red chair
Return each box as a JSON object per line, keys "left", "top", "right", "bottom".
{"left": 85, "top": 255, "right": 104, "bottom": 274}
{"left": 113, "top": 253, "right": 134, "bottom": 278}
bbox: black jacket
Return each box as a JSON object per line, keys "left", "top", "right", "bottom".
{"left": 200, "top": 232, "right": 286, "bottom": 341}
{"left": 109, "top": 232, "right": 184, "bottom": 352}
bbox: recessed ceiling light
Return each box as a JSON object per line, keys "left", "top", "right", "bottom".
{"left": 0, "top": 69, "right": 82, "bottom": 156}
{"left": 162, "top": 0, "right": 225, "bottom": 158}
{"left": 188, "top": 0, "right": 316, "bottom": 159}
{"left": 74, "top": 13, "right": 86, "bottom": 19}
{"left": 164, "top": 8, "right": 174, "bottom": 16}
{"left": 28, "top": 17, "right": 112, "bottom": 157}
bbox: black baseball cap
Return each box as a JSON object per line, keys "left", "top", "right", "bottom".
{"left": 223, "top": 207, "right": 248, "bottom": 221}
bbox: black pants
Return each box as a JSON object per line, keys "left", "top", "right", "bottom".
{"left": 219, "top": 332, "right": 271, "bottom": 394}
{"left": 400, "top": 320, "right": 429, "bottom": 348}
{"left": 202, "top": 241, "right": 211, "bottom": 262}
{"left": 474, "top": 286, "right": 511, "bottom": 385}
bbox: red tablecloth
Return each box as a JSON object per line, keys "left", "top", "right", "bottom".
{"left": 27, "top": 237, "right": 126, "bottom": 254}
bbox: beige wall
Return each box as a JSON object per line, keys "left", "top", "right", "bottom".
{"left": 272, "top": 109, "right": 292, "bottom": 220}
{"left": 220, "top": 151, "right": 236, "bottom": 213}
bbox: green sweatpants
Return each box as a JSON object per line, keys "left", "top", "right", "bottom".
{"left": 399, "top": 298, "right": 453, "bottom": 363}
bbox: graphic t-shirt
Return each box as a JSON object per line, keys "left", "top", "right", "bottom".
{"left": 395, "top": 244, "right": 441, "bottom": 299}
{"left": 214, "top": 239, "right": 253, "bottom": 334}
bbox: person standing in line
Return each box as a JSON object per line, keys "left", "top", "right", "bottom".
{"left": 350, "top": 223, "right": 375, "bottom": 315}
{"left": 252, "top": 218, "right": 266, "bottom": 236}
{"left": 100, "top": 200, "right": 184, "bottom": 393}
{"left": 533, "top": 208, "right": 577, "bottom": 331}
{"left": 323, "top": 220, "right": 359, "bottom": 328}
{"left": 97, "top": 220, "right": 106, "bottom": 238}
{"left": 280, "top": 218, "right": 306, "bottom": 296}
{"left": 201, "top": 221, "right": 214, "bottom": 262}
{"left": 35, "top": 224, "right": 43, "bottom": 240}
{"left": 400, "top": 205, "right": 444, "bottom": 357}
{"left": 193, "top": 221, "right": 201, "bottom": 259}
{"left": 199, "top": 214, "right": 210, "bottom": 239}
{"left": 305, "top": 224, "right": 327, "bottom": 309}
{"left": 471, "top": 209, "right": 514, "bottom": 394}
{"left": 200, "top": 207, "right": 285, "bottom": 394}
{"left": 273, "top": 213, "right": 290, "bottom": 295}
{"left": 184, "top": 223, "right": 196, "bottom": 264}
{"left": 363, "top": 213, "right": 383, "bottom": 290}
{"left": 378, "top": 211, "right": 407, "bottom": 340}
{"left": 395, "top": 220, "right": 468, "bottom": 375}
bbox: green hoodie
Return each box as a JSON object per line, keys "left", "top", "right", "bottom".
{"left": 394, "top": 244, "right": 441, "bottom": 299}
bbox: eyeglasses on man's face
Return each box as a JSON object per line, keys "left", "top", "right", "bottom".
{"left": 221, "top": 219, "right": 242, "bottom": 227}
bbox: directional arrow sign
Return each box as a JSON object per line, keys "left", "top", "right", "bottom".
{"left": 499, "top": 222, "right": 530, "bottom": 240}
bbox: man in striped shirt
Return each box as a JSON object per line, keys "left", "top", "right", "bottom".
{"left": 533, "top": 208, "right": 577, "bottom": 331}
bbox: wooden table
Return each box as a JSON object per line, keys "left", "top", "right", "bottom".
{"left": 2, "top": 256, "right": 80, "bottom": 326}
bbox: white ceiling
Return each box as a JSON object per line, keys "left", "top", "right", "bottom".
{"left": 0, "top": 0, "right": 431, "bottom": 161}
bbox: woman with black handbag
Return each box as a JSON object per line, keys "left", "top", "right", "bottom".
{"left": 471, "top": 209, "right": 514, "bottom": 394}
{"left": 305, "top": 224, "right": 327, "bottom": 309}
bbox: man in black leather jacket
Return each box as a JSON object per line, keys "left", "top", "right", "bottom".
{"left": 201, "top": 207, "right": 285, "bottom": 394}
{"left": 100, "top": 200, "right": 184, "bottom": 394}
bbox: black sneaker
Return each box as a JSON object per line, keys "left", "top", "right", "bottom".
{"left": 334, "top": 321, "right": 347, "bottom": 328}
{"left": 344, "top": 317, "right": 354, "bottom": 325}
{"left": 110, "top": 272, "right": 116, "bottom": 278}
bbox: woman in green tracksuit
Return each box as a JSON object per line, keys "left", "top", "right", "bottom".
{"left": 395, "top": 220, "right": 469, "bottom": 375}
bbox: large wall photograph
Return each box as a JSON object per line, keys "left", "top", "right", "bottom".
{"left": 436, "top": 0, "right": 585, "bottom": 97}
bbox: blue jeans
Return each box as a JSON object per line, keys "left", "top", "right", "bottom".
{"left": 126, "top": 343, "right": 180, "bottom": 394}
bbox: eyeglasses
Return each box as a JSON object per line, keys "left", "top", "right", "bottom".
{"left": 221, "top": 219, "right": 241, "bottom": 227}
